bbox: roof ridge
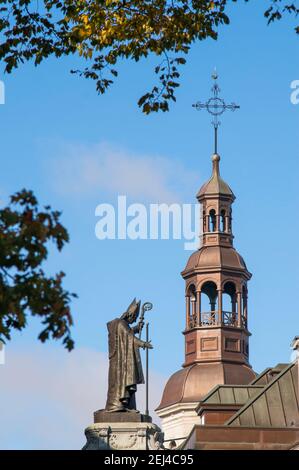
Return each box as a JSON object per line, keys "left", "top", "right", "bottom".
{"left": 249, "top": 367, "right": 273, "bottom": 385}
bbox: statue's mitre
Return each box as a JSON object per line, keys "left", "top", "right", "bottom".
{"left": 126, "top": 297, "right": 140, "bottom": 315}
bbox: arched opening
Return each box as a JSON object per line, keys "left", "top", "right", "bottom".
{"left": 220, "top": 209, "right": 226, "bottom": 232}
{"left": 201, "top": 281, "right": 218, "bottom": 325}
{"left": 223, "top": 282, "right": 237, "bottom": 326}
{"left": 209, "top": 209, "right": 216, "bottom": 232}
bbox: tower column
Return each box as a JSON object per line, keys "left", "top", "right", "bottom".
{"left": 205, "top": 214, "right": 209, "bottom": 233}
{"left": 191, "top": 298, "right": 196, "bottom": 328}
{"left": 243, "top": 289, "right": 248, "bottom": 328}
{"left": 185, "top": 295, "right": 190, "bottom": 330}
{"left": 232, "top": 294, "right": 237, "bottom": 326}
{"left": 196, "top": 290, "right": 201, "bottom": 326}
{"left": 218, "top": 289, "right": 223, "bottom": 325}
{"left": 237, "top": 291, "right": 242, "bottom": 328}
{"left": 225, "top": 215, "right": 230, "bottom": 233}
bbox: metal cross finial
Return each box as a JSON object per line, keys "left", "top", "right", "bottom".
{"left": 192, "top": 71, "right": 240, "bottom": 154}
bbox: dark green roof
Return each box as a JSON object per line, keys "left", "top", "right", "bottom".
{"left": 198, "top": 385, "right": 264, "bottom": 407}
{"left": 225, "top": 362, "right": 299, "bottom": 427}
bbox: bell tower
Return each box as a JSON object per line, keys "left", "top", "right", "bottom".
{"left": 156, "top": 76, "right": 256, "bottom": 446}
{"left": 182, "top": 153, "right": 251, "bottom": 369}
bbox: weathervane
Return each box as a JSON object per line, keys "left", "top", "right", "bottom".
{"left": 192, "top": 70, "right": 240, "bottom": 154}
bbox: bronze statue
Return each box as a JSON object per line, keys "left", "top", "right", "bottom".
{"left": 105, "top": 298, "right": 153, "bottom": 413}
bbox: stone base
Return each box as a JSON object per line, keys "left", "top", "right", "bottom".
{"left": 94, "top": 409, "right": 152, "bottom": 423}
{"left": 83, "top": 422, "right": 164, "bottom": 450}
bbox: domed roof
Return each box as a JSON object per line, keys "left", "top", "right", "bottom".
{"left": 156, "top": 363, "right": 256, "bottom": 410}
{"left": 182, "top": 245, "right": 249, "bottom": 276}
{"left": 197, "top": 154, "right": 235, "bottom": 200}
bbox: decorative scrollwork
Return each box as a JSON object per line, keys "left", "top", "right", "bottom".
{"left": 109, "top": 433, "right": 137, "bottom": 450}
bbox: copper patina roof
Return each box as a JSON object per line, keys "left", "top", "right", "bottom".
{"left": 197, "top": 154, "right": 235, "bottom": 200}
{"left": 182, "top": 245, "right": 249, "bottom": 276}
{"left": 156, "top": 362, "right": 256, "bottom": 410}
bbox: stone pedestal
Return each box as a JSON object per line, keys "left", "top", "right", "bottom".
{"left": 83, "top": 409, "right": 164, "bottom": 450}
{"left": 83, "top": 422, "right": 164, "bottom": 450}
{"left": 93, "top": 410, "right": 152, "bottom": 424}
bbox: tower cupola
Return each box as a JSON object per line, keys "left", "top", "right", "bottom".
{"left": 197, "top": 153, "right": 235, "bottom": 248}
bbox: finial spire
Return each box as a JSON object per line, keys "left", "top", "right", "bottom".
{"left": 192, "top": 72, "right": 240, "bottom": 154}
{"left": 212, "top": 153, "right": 220, "bottom": 177}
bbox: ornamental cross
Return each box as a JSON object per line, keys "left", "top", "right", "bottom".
{"left": 192, "top": 71, "right": 240, "bottom": 154}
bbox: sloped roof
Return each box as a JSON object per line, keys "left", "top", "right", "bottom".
{"left": 197, "top": 154, "right": 235, "bottom": 200}
{"left": 225, "top": 362, "right": 299, "bottom": 427}
{"left": 199, "top": 384, "right": 264, "bottom": 407}
{"left": 182, "top": 245, "right": 249, "bottom": 275}
{"left": 156, "top": 362, "right": 255, "bottom": 411}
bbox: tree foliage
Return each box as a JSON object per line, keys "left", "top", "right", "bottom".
{"left": 265, "top": 1, "right": 299, "bottom": 33}
{"left": 0, "top": 1, "right": 297, "bottom": 113}
{"left": 0, "top": 189, "right": 76, "bottom": 350}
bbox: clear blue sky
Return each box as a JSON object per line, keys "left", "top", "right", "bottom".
{"left": 0, "top": 1, "right": 298, "bottom": 449}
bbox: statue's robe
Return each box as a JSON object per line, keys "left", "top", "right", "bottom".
{"left": 105, "top": 318, "right": 144, "bottom": 412}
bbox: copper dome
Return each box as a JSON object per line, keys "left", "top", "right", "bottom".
{"left": 156, "top": 363, "right": 256, "bottom": 410}
{"left": 183, "top": 245, "right": 249, "bottom": 275}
